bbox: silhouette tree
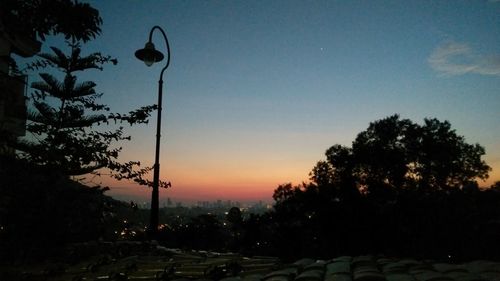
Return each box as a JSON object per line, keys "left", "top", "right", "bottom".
{"left": 13, "top": 41, "right": 157, "bottom": 184}
{"left": 1, "top": 0, "right": 102, "bottom": 43}
{"left": 226, "top": 207, "right": 243, "bottom": 251}
{"left": 3, "top": 0, "right": 157, "bottom": 183}
{"left": 417, "top": 118, "right": 490, "bottom": 190}
{"left": 272, "top": 183, "right": 298, "bottom": 203}
{"left": 227, "top": 206, "right": 243, "bottom": 225}
{"left": 271, "top": 115, "right": 496, "bottom": 260}
{"left": 187, "top": 214, "right": 226, "bottom": 250}
{"left": 0, "top": 155, "right": 117, "bottom": 261}
{"left": 309, "top": 160, "right": 334, "bottom": 186}
{"left": 492, "top": 181, "right": 500, "bottom": 191}
{"left": 1, "top": 0, "right": 103, "bottom": 149}
{"left": 312, "top": 115, "right": 491, "bottom": 196}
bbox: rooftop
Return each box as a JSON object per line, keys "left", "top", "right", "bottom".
{"left": 2, "top": 241, "right": 500, "bottom": 281}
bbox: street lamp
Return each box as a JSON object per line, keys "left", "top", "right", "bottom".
{"left": 135, "top": 26, "right": 171, "bottom": 238}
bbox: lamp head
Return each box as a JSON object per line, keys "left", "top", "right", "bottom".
{"left": 135, "top": 41, "right": 164, "bottom": 66}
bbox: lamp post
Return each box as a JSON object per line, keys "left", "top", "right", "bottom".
{"left": 134, "top": 26, "right": 171, "bottom": 238}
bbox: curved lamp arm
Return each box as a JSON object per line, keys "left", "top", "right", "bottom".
{"left": 148, "top": 25, "right": 171, "bottom": 82}
{"left": 135, "top": 25, "right": 171, "bottom": 80}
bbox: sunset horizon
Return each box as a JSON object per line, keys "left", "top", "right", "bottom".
{"left": 3, "top": 0, "right": 500, "bottom": 273}
{"left": 20, "top": 0, "right": 500, "bottom": 204}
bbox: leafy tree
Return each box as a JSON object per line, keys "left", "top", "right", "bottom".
{"left": 311, "top": 115, "right": 491, "bottom": 195}
{"left": 272, "top": 183, "right": 301, "bottom": 203}
{"left": 491, "top": 181, "right": 500, "bottom": 191}
{"left": 226, "top": 206, "right": 243, "bottom": 225}
{"left": 270, "top": 116, "right": 497, "bottom": 260}
{"left": 417, "top": 118, "right": 490, "bottom": 189}
{"left": 351, "top": 116, "right": 417, "bottom": 191}
{"left": 1, "top": 0, "right": 103, "bottom": 149}
{"left": 14, "top": 42, "right": 157, "bottom": 184}
{"left": 226, "top": 206, "right": 243, "bottom": 251}
{"left": 1, "top": 0, "right": 103, "bottom": 75}
{"left": 1, "top": 0, "right": 102, "bottom": 43}
{"left": 3, "top": 0, "right": 161, "bottom": 186}
{"left": 309, "top": 160, "right": 334, "bottom": 186}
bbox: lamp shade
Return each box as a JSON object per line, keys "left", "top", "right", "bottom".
{"left": 135, "top": 42, "right": 164, "bottom": 66}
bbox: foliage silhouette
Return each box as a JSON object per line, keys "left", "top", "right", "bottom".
{"left": 311, "top": 115, "right": 490, "bottom": 196}
{"left": 3, "top": 0, "right": 161, "bottom": 185}
{"left": 1, "top": 0, "right": 102, "bottom": 43}
{"left": 0, "top": 156, "right": 116, "bottom": 262}
{"left": 492, "top": 181, "right": 500, "bottom": 191}
{"left": 268, "top": 115, "right": 499, "bottom": 261}
{"left": 13, "top": 42, "right": 157, "bottom": 186}
{"left": 0, "top": 0, "right": 168, "bottom": 262}
{"left": 226, "top": 206, "right": 243, "bottom": 251}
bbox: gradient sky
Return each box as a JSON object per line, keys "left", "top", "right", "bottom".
{"left": 38, "top": 0, "right": 500, "bottom": 203}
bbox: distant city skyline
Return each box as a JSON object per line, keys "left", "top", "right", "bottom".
{"left": 35, "top": 1, "right": 499, "bottom": 203}
{"left": 119, "top": 196, "right": 270, "bottom": 210}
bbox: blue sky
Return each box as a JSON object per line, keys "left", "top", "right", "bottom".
{"left": 36, "top": 0, "right": 500, "bottom": 202}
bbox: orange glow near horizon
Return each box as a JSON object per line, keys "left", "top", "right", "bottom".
{"left": 98, "top": 122, "right": 500, "bottom": 204}
{"left": 104, "top": 178, "right": 282, "bottom": 203}
{"left": 101, "top": 156, "right": 500, "bottom": 204}
{"left": 101, "top": 160, "right": 312, "bottom": 203}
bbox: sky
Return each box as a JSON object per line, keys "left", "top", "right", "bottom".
{"left": 36, "top": 0, "right": 500, "bottom": 203}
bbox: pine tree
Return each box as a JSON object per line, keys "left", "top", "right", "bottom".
{"left": 16, "top": 41, "right": 157, "bottom": 185}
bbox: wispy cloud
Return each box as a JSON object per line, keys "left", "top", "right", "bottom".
{"left": 428, "top": 40, "right": 500, "bottom": 77}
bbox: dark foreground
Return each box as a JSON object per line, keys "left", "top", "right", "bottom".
{"left": 1, "top": 241, "right": 500, "bottom": 281}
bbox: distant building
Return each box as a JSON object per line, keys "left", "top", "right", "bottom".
{"left": 0, "top": 19, "right": 41, "bottom": 154}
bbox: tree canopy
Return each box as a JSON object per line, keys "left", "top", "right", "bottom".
{"left": 270, "top": 115, "right": 498, "bottom": 260}
{"left": 1, "top": 0, "right": 102, "bottom": 43}
{"left": 3, "top": 0, "right": 162, "bottom": 186}
{"left": 311, "top": 115, "right": 491, "bottom": 197}
{"left": 14, "top": 42, "right": 159, "bottom": 186}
